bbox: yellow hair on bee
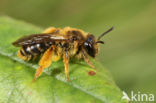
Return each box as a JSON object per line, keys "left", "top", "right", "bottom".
{"left": 13, "top": 26, "right": 112, "bottom": 82}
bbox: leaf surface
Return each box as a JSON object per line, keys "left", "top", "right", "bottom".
{"left": 0, "top": 16, "right": 127, "bottom": 103}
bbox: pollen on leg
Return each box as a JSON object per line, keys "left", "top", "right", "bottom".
{"left": 63, "top": 51, "right": 70, "bottom": 82}
{"left": 33, "top": 46, "right": 55, "bottom": 81}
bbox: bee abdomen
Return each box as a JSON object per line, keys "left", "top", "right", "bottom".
{"left": 21, "top": 42, "right": 52, "bottom": 56}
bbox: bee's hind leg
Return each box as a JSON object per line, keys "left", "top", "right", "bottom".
{"left": 33, "top": 46, "right": 54, "bottom": 81}
{"left": 63, "top": 51, "right": 70, "bottom": 82}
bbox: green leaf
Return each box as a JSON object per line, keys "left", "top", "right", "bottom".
{"left": 0, "top": 16, "right": 128, "bottom": 103}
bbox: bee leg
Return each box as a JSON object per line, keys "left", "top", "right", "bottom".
{"left": 43, "top": 27, "right": 59, "bottom": 33}
{"left": 63, "top": 51, "right": 69, "bottom": 82}
{"left": 33, "top": 46, "right": 54, "bottom": 81}
{"left": 82, "top": 50, "right": 96, "bottom": 70}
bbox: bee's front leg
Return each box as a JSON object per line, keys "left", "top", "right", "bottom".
{"left": 82, "top": 50, "right": 96, "bottom": 70}
{"left": 63, "top": 51, "right": 70, "bottom": 82}
{"left": 33, "top": 46, "right": 54, "bottom": 81}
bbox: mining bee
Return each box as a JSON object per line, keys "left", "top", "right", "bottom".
{"left": 12, "top": 27, "right": 113, "bottom": 81}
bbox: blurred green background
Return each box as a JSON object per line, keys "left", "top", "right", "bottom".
{"left": 0, "top": 0, "right": 156, "bottom": 98}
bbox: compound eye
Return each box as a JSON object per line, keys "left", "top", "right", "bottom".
{"left": 84, "top": 42, "right": 92, "bottom": 49}
{"left": 84, "top": 42, "right": 95, "bottom": 57}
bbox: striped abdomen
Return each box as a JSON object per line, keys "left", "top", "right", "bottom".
{"left": 19, "top": 42, "right": 53, "bottom": 59}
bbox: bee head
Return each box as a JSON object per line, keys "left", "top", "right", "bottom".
{"left": 83, "top": 27, "right": 114, "bottom": 57}
{"left": 83, "top": 35, "right": 98, "bottom": 58}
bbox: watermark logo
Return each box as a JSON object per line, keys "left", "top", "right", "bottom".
{"left": 122, "top": 91, "right": 154, "bottom": 102}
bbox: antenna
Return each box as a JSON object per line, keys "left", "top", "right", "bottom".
{"left": 97, "top": 27, "right": 114, "bottom": 40}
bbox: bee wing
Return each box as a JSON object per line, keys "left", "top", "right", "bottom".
{"left": 12, "top": 33, "right": 69, "bottom": 47}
